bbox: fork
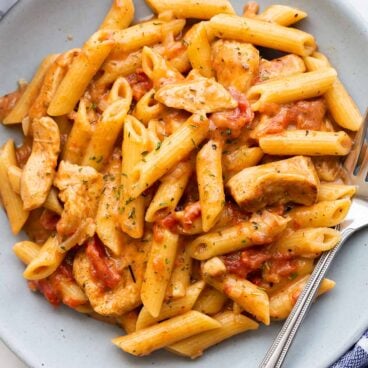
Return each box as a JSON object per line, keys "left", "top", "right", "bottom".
{"left": 259, "top": 111, "right": 368, "bottom": 368}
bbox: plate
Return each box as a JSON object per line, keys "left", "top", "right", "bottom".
{"left": 0, "top": 1, "right": 368, "bottom": 367}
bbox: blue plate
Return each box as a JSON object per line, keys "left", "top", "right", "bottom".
{"left": 0, "top": 1, "right": 367, "bottom": 367}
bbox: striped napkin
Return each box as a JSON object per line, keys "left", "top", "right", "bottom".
{"left": 0, "top": 0, "right": 367, "bottom": 367}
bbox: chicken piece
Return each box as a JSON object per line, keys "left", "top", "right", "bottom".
{"left": 257, "top": 54, "right": 306, "bottom": 83}
{"left": 21, "top": 117, "right": 60, "bottom": 210}
{"left": 155, "top": 75, "right": 237, "bottom": 114}
{"left": 54, "top": 161, "right": 103, "bottom": 237}
{"left": 73, "top": 238, "right": 149, "bottom": 316}
{"left": 211, "top": 39, "right": 259, "bottom": 93}
{"left": 227, "top": 156, "right": 320, "bottom": 211}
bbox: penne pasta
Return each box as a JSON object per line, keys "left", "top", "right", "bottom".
{"left": 209, "top": 14, "right": 316, "bottom": 56}
{"left": 23, "top": 235, "right": 65, "bottom": 280}
{"left": 288, "top": 199, "right": 352, "bottom": 228}
{"left": 99, "top": 0, "right": 134, "bottom": 31}
{"left": 197, "top": 139, "right": 225, "bottom": 232}
{"left": 3, "top": 54, "right": 58, "bottom": 124}
{"left": 0, "top": 140, "right": 29, "bottom": 234}
{"left": 145, "top": 160, "right": 193, "bottom": 222}
{"left": 247, "top": 68, "right": 337, "bottom": 111}
{"left": 317, "top": 184, "right": 357, "bottom": 202}
{"left": 140, "top": 228, "right": 179, "bottom": 318}
{"left": 187, "top": 211, "right": 288, "bottom": 260}
{"left": 166, "top": 243, "right": 193, "bottom": 299}
{"left": 146, "top": 0, "right": 235, "bottom": 19}
{"left": 203, "top": 271, "right": 270, "bottom": 325}
{"left": 119, "top": 115, "right": 148, "bottom": 238}
{"left": 168, "top": 311, "right": 259, "bottom": 358}
{"left": 130, "top": 114, "right": 209, "bottom": 198}
{"left": 96, "top": 150, "right": 125, "bottom": 256}
{"left": 193, "top": 286, "right": 228, "bottom": 315}
{"left": 272, "top": 227, "right": 341, "bottom": 256}
{"left": 62, "top": 98, "right": 92, "bottom": 164}
{"left": 133, "top": 88, "right": 165, "bottom": 125}
{"left": 270, "top": 275, "right": 335, "bottom": 320}
{"left": 136, "top": 281, "right": 205, "bottom": 330}
{"left": 48, "top": 30, "right": 115, "bottom": 116}
{"left": 187, "top": 22, "right": 214, "bottom": 77}
{"left": 256, "top": 5, "right": 307, "bottom": 26}
{"left": 82, "top": 78, "right": 132, "bottom": 170}
{"left": 13, "top": 241, "right": 41, "bottom": 265}
{"left": 304, "top": 52, "right": 362, "bottom": 131}
{"left": 112, "top": 310, "right": 221, "bottom": 356}
{"left": 112, "top": 19, "right": 186, "bottom": 56}
{"left": 259, "top": 130, "right": 352, "bottom": 156}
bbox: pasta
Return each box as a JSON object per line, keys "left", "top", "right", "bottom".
{"left": 0, "top": 0, "right": 358, "bottom": 361}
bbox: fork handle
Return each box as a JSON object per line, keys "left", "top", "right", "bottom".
{"left": 259, "top": 228, "right": 355, "bottom": 368}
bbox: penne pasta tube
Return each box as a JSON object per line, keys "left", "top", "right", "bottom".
{"left": 304, "top": 52, "right": 362, "bottom": 131}
{"left": 48, "top": 30, "right": 115, "bottom": 116}
{"left": 259, "top": 130, "right": 352, "bottom": 156}
{"left": 112, "top": 310, "right": 221, "bottom": 356}
{"left": 133, "top": 89, "right": 165, "bottom": 125}
{"left": 118, "top": 310, "right": 139, "bottom": 334}
{"left": 3, "top": 54, "right": 58, "bottom": 124}
{"left": 247, "top": 68, "right": 337, "bottom": 111}
{"left": 270, "top": 275, "right": 335, "bottom": 320}
{"left": 193, "top": 286, "right": 228, "bottom": 315}
{"left": 136, "top": 281, "right": 205, "bottom": 330}
{"left": 256, "top": 5, "right": 307, "bottom": 26}
{"left": 168, "top": 311, "right": 259, "bottom": 358}
{"left": 96, "top": 150, "right": 125, "bottom": 256}
{"left": 62, "top": 98, "right": 92, "bottom": 164}
{"left": 112, "top": 19, "right": 186, "bottom": 56}
{"left": 23, "top": 235, "right": 65, "bottom": 280}
{"left": 119, "top": 116, "right": 148, "bottom": 238}
{"left": 288, "top": 199, "right": 351, "bottom": 228}
{"left": 317, "top": 184, "right": 357, "bottom": 202}
{"left": 29, "top": 49, "right": 80, "bottom": 119}
{"left": 82, "top": 78, "right": 132, "bottom": 170}
{"left": 204, "top": 272, "right": 270, "bottom": 325}
{"left": 130, "top": 114, "right": 209, "bottom": 199}
{"left": 99, "top": 0, "right": 134, "bottom": 31}
{"left": 272, "top": 227, "right": 341, "bottom": 256}
{"left": 7, "top": 165, "right": 63, "bottom": 215}
{"left": 209, "top": 14, "right": 316, "bottom": 56}
{"left": 222, "top": 146, "right": 264, "bottom": 175}
{"left": 146, "top": 0, "right": 234, "bottom": 19}
{"left": 145, "top": 160, "right": 193, "bottom": 222}
{"left": 187, "top": 211, "right": 289, "bottom": 260}
{"left": 13, "top": 241, "right": 41, "bottom": 265}
{"left": 197, "top": 139, "right": 225, "bottom": 232}
{"left": 187, "top": 22, "right": 214, "bottom": 77}
{"left": 141, "top": 227, "right": 179, "bottom": 318}
{"left": 166, "top": 243, "right": 193, "bottom": 299}
{"left": 0, "top": 140, "right": 29, "bottom": 234}
{"left": 141, "top": 46, "right": 184, "bottom": 89}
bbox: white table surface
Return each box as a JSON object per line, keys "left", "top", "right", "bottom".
{"left": 1, "top": 1, "right": 368, "bottom": 367}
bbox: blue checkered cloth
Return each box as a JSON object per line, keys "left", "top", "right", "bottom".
{"left": 331, "top": 331, "right": 368, "bottom": 368}
{"left": 0, "top": 0, "right": 367, "bottom": 367}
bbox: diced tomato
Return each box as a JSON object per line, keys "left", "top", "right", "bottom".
{"left": 209, "top": 88, "right": 254, "bottom": 137}
{"left": 126, "top": 69, "right": 153, "bottom": 101}
{"left": 182, "top": 201, "right": 201, "bottom": 230}
{"left": 86, "top": 237, "right": 121, "bottom": 290}
{"left": 160, "top": 214, "right": 179, "bottom": 233}
{"left": 28, "top": 280, "right": 61, "bottom": 307}
{"left": 39, "top": 209, "right": 60, "bottom": 231}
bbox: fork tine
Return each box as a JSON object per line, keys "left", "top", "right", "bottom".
{"left": 357, "top": 144, "right": 368, "bottom": 180}
{"left": 344, "top": 109, "right": 368, "bottom": 174}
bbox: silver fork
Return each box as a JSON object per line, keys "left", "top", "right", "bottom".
{"left": 259, "top": 111, "right": 368, "bottom": 368}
